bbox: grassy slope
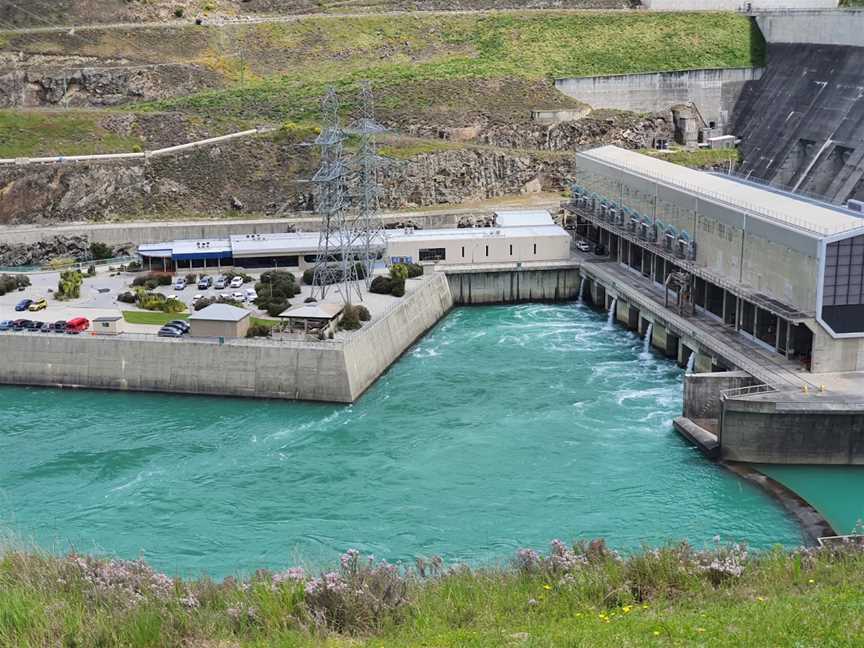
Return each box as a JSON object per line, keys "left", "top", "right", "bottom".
{"left": 0, "top": 111, "right": 144, "bottom": 158}
{"left": 640, "top": 147, "right": 741, "bottom": 170}
{"left": 148, "top": 12, "right": 763, "bottom": 124}
{"left": 1, "top": 545, "right": 863, "bottom": 646}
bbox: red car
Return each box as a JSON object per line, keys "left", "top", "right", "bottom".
{"left": 66, "top": 317, "right": 90, "bottom": 334}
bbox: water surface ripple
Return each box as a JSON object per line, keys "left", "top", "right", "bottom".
{"left": 0, "top": 304, "right": 803, "bottom": 577}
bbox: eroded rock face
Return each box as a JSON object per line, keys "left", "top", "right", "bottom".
{"left": 0, "top": 235, "right": 89, "bottom": 267}
{"left": 0, "top": 62, "right": 221, "bottom": 108}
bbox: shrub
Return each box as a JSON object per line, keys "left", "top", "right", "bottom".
{"left": 136, "top": 291, "right": 166, "bottom": 311}
{"left": 304, "top": 297, "right": 317, "bottom": 304}
{"left": 117, "top": 292, "right": 137, "bottom": 304}
{"left": 89, "top": 242, "right": 114, "bottom": 260}
{"left": 125, "top": 261, "right": 142, "bottom": 272}
{"left": 355, "top": 305, "right": 371, "bottom": 322}
{"left": 266, "top": 301, "right": 289, "bottom": 318}
{"left": 86, "top": 264, "right": 96, "bottom": 277}
{"left": 405, "top": 263, "right": 424, "bottom": 279}
{"left": 185, "top": 273, "right": 197, "bottom": 284}
{"left": 369, "top": 276, "right": 392, "bottom": 295}
{"left": 246, "top": 324, "right": 272, "bottom": 338}
{"left": 339, "top": 305, "right": 362, "bottom": 331}
{"left": 144, "top": 279, "right": 159, "bottom": 291}
{"left": 194, "top": 297, "right": 215, "bottom": 311}
{"left": 174, "top": 7, "right": 184, "bottom": 17}
{"left": 389, "top": 264, "right": 409, "bottom": 282}
{"left": 162, "top": 298, "right": 187, "bottom": 314}
{"left": 302, "top": 269, "right": 315, "bottom": 285}
{"left": 56, "top": 270, "right": 83, "bottom": 300}
{"left": 390, "top": 279, "right": 405, "bottom": 297}
{"left": 224, "top": 271, "right": 252, "bottom": 284}
{"left": 0, "top": 273, "right": 29, "bottom": 296}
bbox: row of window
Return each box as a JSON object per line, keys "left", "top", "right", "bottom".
{"left": 416, "top": 243, "right": 540, "bottom": 262}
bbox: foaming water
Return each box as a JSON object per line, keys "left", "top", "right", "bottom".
{"left": 0, "top": 304, "right": 803, "bottom": 577}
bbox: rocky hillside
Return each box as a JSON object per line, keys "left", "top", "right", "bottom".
{"left": 0, "top": 9, "right": 757, "bottom": 230}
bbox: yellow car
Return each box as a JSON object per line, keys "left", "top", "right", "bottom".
{"left": 28, "top": 297, "right": 47, "bottom": 312}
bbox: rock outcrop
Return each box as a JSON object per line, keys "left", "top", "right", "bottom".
{"left": 0, "top": 235, "right": 89, "bottom": 267}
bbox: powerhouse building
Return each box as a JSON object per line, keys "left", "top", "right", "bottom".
{"left": 567, "top": 145, "right": 864, "bottom": 373}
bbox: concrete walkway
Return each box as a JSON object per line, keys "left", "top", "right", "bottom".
{"left": 578, "top": 255, "right": 816, "bottom": 391}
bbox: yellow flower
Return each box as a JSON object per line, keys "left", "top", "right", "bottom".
{"left": 653, "top": 630, "right": 661, "bottom": 636}
{"left": 756, "top": 596, "right": 766, "bottom": 602}
{"left": 808, "top": 579, "right": 815, "bottom": 584}
{"left": 643, "top": 603, "right": 650, "bottom": 609}
{"left": 543, "top": 584, "right": 552, "bottom": 590}
{"left": 622, "top": 605, "right": 632, "bottom": 613}
{"left": 696, "top": 628, "right": 706, "bottom": 633}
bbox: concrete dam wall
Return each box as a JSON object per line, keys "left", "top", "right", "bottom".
{"left": 731, "top": 43, "right": 864, "bottom": 205}
{"left": 555, "top": 68, "right": 762, "bottom": 129}
{"left": 756, "top": 9, "right": 864, "bottom": 47}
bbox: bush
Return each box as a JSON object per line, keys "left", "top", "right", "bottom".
{"left": 124, "top": 261, "right": 142, "bottom": 272}
{"left": 56, "top": 270, "right": 83, "bottom": 300}
{"left": 389, "top": 264, "right": 409, "bottom": 282}
{"left": 89, "top": 242, "right": 113, "bottom": 260}
{"left": 303, "top": 263, "right": 367, "bottom": 287}
{"left": 224, "top": 271, "right": 253, "bottom": 284}
{"left": 185, "top": 273, "right": 197, "bottom": 284}
{"left": 174, "top": 7, "right": 184, "bottom": 17}
{"left": 0, "top": 273, "right": 29, "bottom": 296}
{"left": 355, "top": 305, "right": 371, "bottom": 321}
{"left": 302, "top": 268, "right": 315, "bottom": 285}
{"left": 246, "top": 324, "right": 272, "bottom": 338}
{"left": 144, "top": 279, "right": 159, "bottom": 290}
{"left": 339, "top": 305, "right": 362, "bottom": 331}
{"left": 390, "top": 279, "right": 405, "bottom": 297}
{"left": 162, "top": 298, "right": 187, "bottom": 313}
{"left": 406, "top": 263, "right": 424, "bottom": 279}
{"left": 86, "top": 264, "right": 96, "bottom": 277}
{"left": 266, "top": 301, "right": 289, "bottom": 318}
{"left": 369, "top": 275, "right": 392, "bottom": 295}
{"left": 136, "top": 291, "right": 166, "bottom": 311}
{"left": 117, "top": 292, "right": 137, "bottom": 304}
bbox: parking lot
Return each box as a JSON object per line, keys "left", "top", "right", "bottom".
{"left": 0, "top": 266, "right": 420, "bottom": 337}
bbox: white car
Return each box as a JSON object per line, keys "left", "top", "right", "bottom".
{"left": 173, "top": 278, "right": 187, "bottom": 290}
{"left": 575, "top": 240, "right": 592, "bottom": 253}
{"left": 229, "top": 276, "right": 244, "bottom": 289}
{"left": 245, "top": 288, "right": 257, "bottom": 301}
{"left": 191, "top": 294, "right": 204, "bottom": 303}
{"left": 167, "top": 294, "right": 178, "bottom": 301}
{"left": 231, "top": 291, "right": 245, "bottom": 302}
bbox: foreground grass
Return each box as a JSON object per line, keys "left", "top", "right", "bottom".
{"left": 1, "top": 542, "right": 863, "bottom": 646}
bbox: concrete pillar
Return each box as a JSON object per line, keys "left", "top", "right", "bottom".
{"left": 683, "top": 370, "right": 755, "bottom": 420}
{"left": 616, "top": 298, "right": 629, "bottom": 326}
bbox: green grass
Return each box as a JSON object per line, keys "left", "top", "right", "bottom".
{"left": 1, "top": 543, "right": 864, "bottom": 646}
{"left": 251, "top": 316, "right": 280, "bottom": 328}
{"left": 122, "top": 311, "right": 189, "bottom": 325}
{"left": 640, "top": 147, "right": 742, "bottom": 170}
{"left": 0, "top": 110, "right": 144, "bottom": 158}
{"left": 128, "top": 12, "right": 764, "bottom": 125}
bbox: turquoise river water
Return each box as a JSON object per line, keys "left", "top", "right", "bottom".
{"left": 0, "top": 303, "right": 815, "bottom": 578}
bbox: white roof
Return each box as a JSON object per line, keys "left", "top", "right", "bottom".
{"left": 188, "top": 304, "right": 250, "bottom": 322}
{"left": 387, "top": 225, "right": 568, "bottom": 243}
{"left": 493, "top": 210, "right": 554, "bottom": 227}
{"left": 280, "top": 303, "right": 344, "bottom": 319}
{"left": 579, "top": 146, "right": 864, "bottom": 237}
{"left": 172, "top": 238, "right": 232, "bottom": 255}
{"left": 230, "top": 232, "right": 324, "bottom": 256}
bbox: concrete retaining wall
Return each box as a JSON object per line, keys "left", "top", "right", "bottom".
{"left": 0, "top": 334, "right": 353, "bottom": 402}
{"left": 555, "top": 68, "right": 763, "bottom": 128}
{"left": 683, "top": 370, "right": 756, "bottom": 419}
{"left": 721, "top": 398, "right": 864, "bottom": 464}
{"left": 344, "top": 273, "right": 454, "bottom": 399}
{"left": 0, "top": 274, "right": 455, "bottom": 404}
{"left": 446, "top": 265, "right": 581, "bottom": 304}
{"left": 756, "top": 10, "right": 861, "bottom": 46}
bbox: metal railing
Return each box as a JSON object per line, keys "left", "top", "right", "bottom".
{"left": 0, "top": 255, "right": 138, "bottom": 274}
{"left": 720, "top": 383, "right": 779, "bottom": 400}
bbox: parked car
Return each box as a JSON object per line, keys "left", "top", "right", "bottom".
{"left": 229, "top": 276, "right": 244, "bottom": 289}
{"left": 158, "top": 326, "right": 184, "bottom": 338}
{"left": 192, "top": 294, "right": 204, "bottom": 304}
{"left": 15, "top": 299, "right": 33, "bottom": 312}
{"left": 214, "top": 276, "right": 227, "bottom": 290}
{"left": 0, "top": 320, "right": 12, "bottom": 331}
{"left": 245, "top": 288, "right": 257, "bottom": 301}
{"left": 12, "top": 319, "right": 31, "bottom": 331}
{"left": 39, "top": 322, "right": 53, "bottom": 332}
{"left": 28, "top": 297, "right": 47, "bottom": 311}
{"left": 197, "top": 276, "right": 212, "bottom": 289}
{"left": 25, "top": 320, "right": 43, "bottom": 331}
{"left": 167, "top": 294, "right": 178, "bottom": 302}
{"left": 53, "top": 320, "right": 68, "bottom": 333}
{"left": 166, "top": 319, "right": 190, "bottom": 334}
{"left": 66, "top": 317, "right": 90, "bottom": 334}
{"left": 231, "top": 291, "right": 245, "bottom": 302}
{"left": 174, "top": 277, "right": 187, "bottom": 290}
{"left": 575, "top": 240, "right": 592, "bottom": 253}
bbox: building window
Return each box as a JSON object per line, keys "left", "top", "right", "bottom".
{"left": 418, "top": 248, "right": 446, "bottom": 262}
{"left": 461, "top": 246, "right": 465, "bottom": 258}
{"left": 485, "top": 245, "right": 489, "bottom": 257}
{"left": 533, "top": 243, "right": 537, "bottom": 255}
{"left": 509, "top": 244, "right": 513, "bottom": 256}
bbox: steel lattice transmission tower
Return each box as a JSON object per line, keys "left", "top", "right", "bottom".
{"left": 311, "top": 87, "right": 362, "bottom": 304}
{"left": 347, "top": 81, "right": 389, "bottom": 286}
